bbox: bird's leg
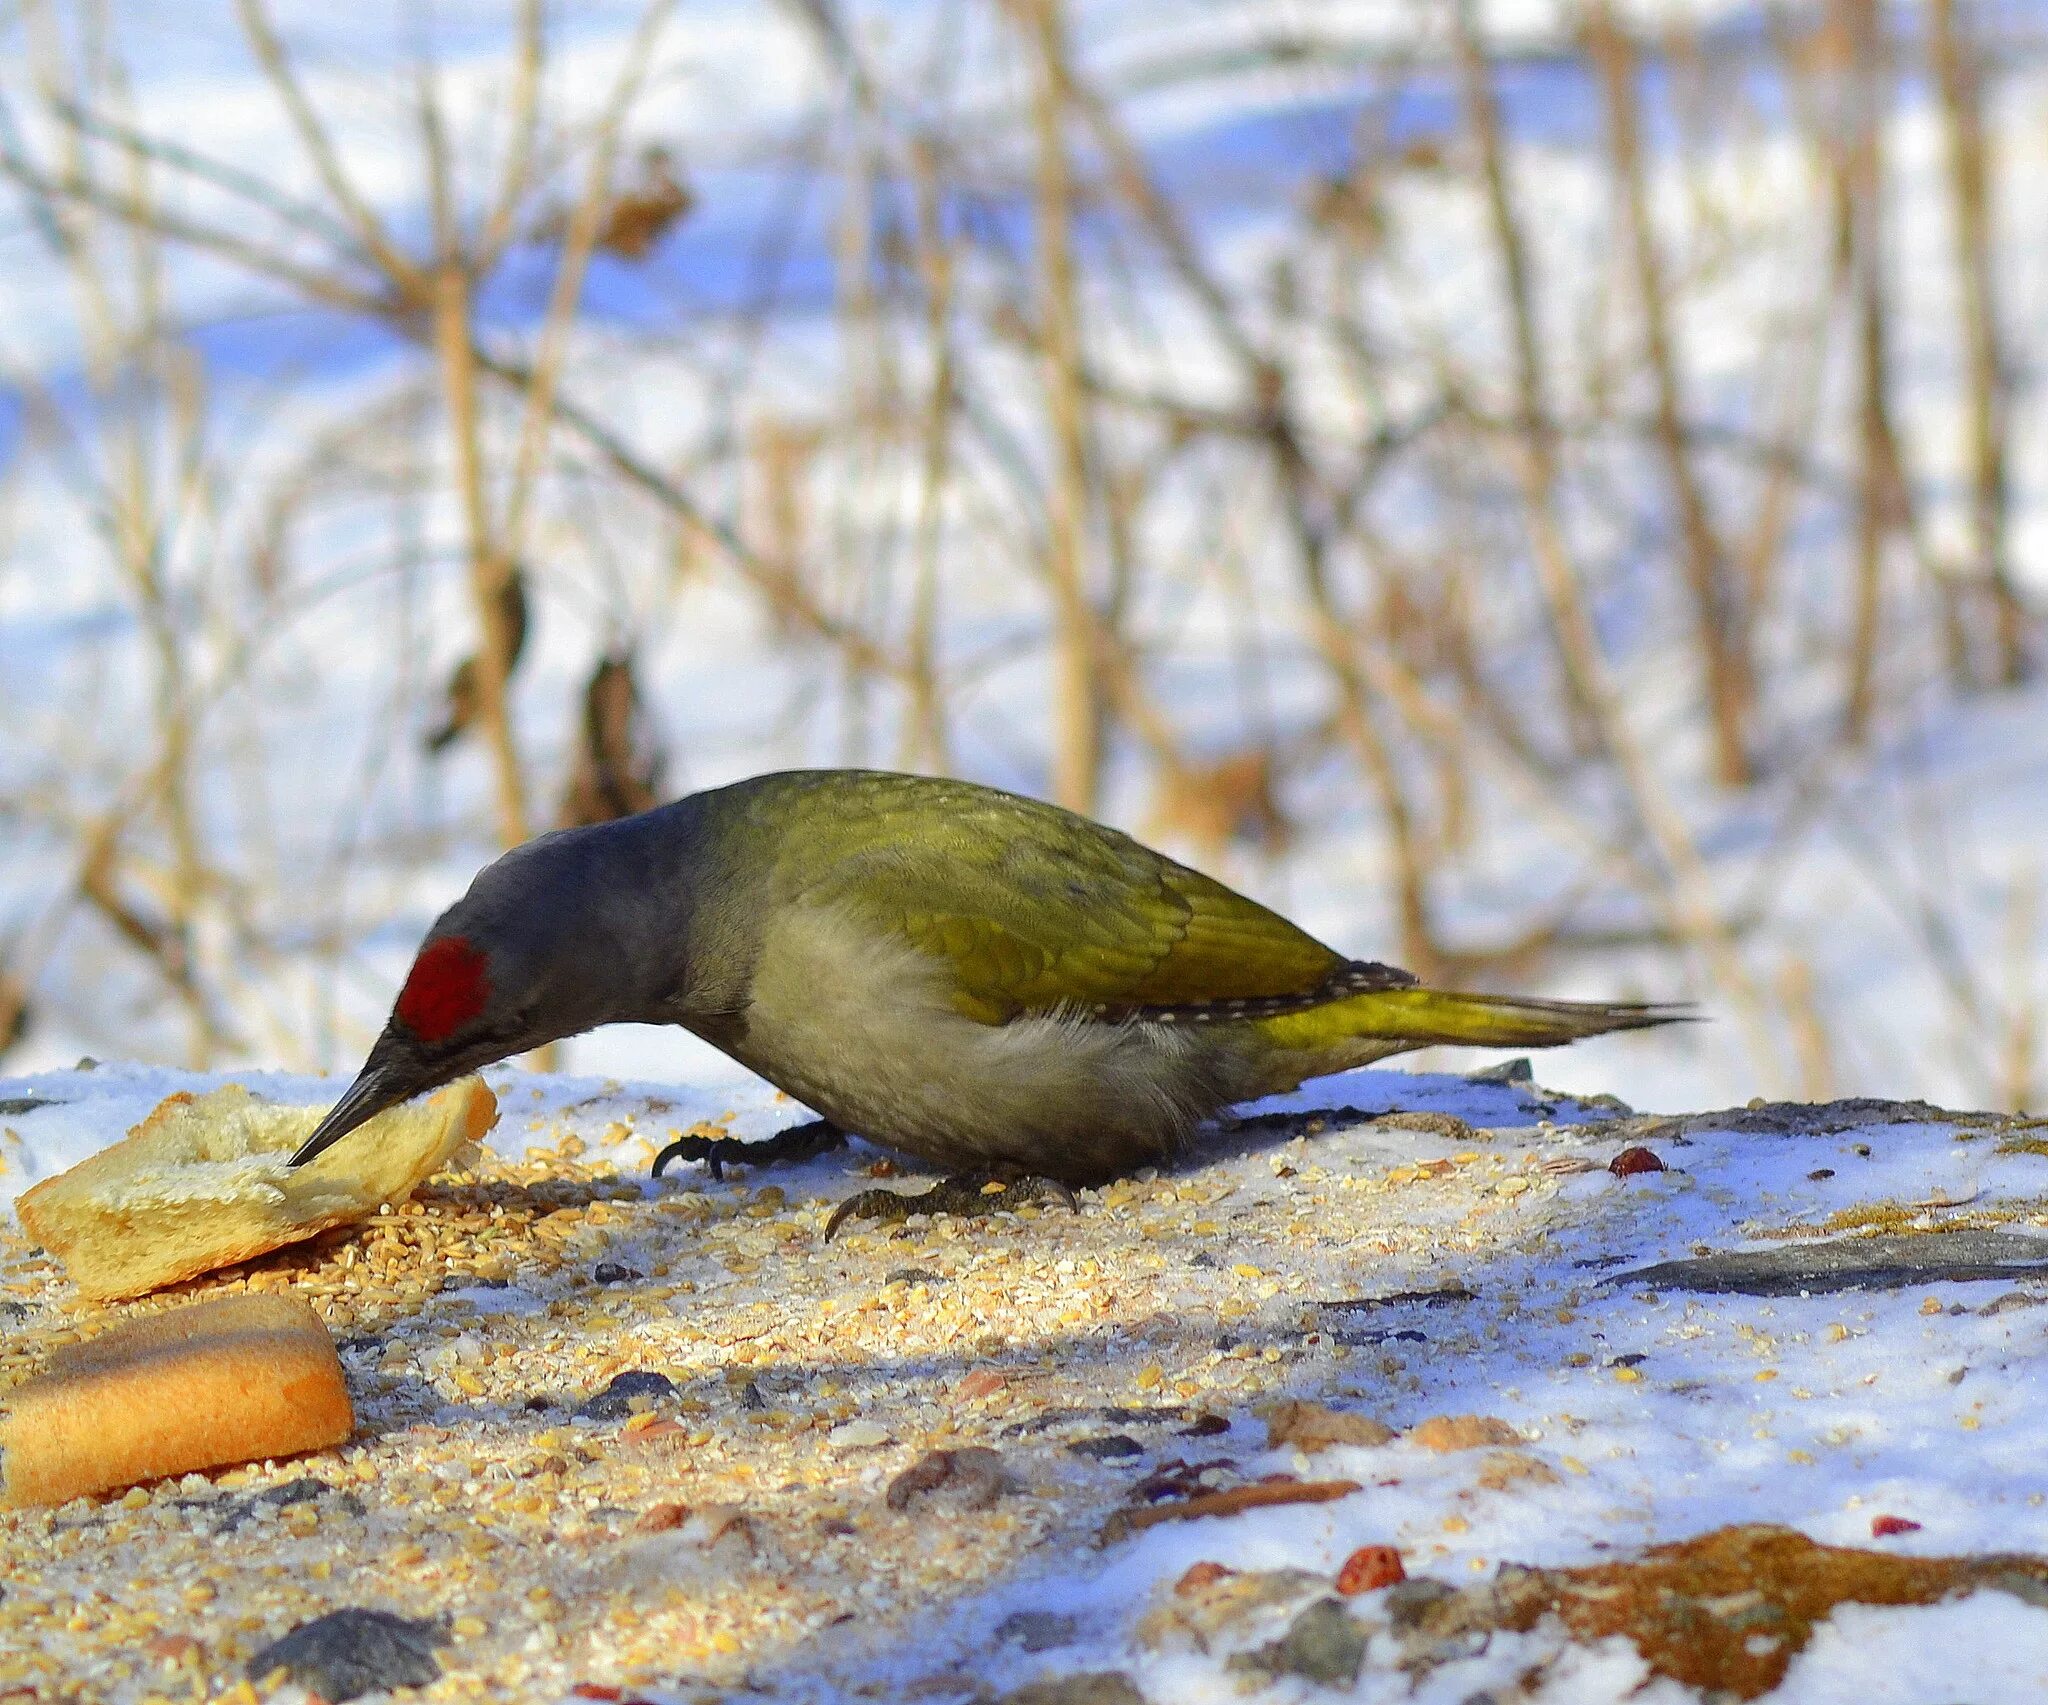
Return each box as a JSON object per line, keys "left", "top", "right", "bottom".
{"left": 652, "top": 1118, "right": 847, "bottom": 1183}
{"left": 823, "top": 1170, "right": 1077, "bottom": 1241}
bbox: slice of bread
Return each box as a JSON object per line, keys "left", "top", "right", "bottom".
{"left": 0, "top": 1293, "right": 353, "bottom": 1507}
{"left": 16, "top": 1076, "right": 497, "bottom": 1301}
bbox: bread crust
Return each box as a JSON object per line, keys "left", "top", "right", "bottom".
{"left": 16, "top": 1077, "right": 497, "bottom": 1300}
{"left": 0, "top": 1294, "right": 353, "bottom": 1508}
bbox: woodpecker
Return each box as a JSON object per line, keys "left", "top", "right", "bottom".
{"left": 292, "top": 770, "right": 1683, "bottom": 1228}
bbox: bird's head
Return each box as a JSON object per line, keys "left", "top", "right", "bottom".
{"left": 290, "top": 829, "right": 659, "bottom": 1166}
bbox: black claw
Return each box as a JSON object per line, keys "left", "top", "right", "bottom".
{"left": 822, "top": 1172, "right": 1077, "bottom": 1242}
{"left": 652, "top": 1119, "right": 846, "bottom": 1182}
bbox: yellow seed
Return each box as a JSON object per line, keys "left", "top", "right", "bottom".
{"left": 1231, "top": 1263, "right": 1262, "bottom": 1280}
{"left": 452, "top": 1615, "right": 488, "bottom": 1638}
{"left": 392, "top": 1543, "right": 427, "bottom": 1566}
{"left": 1442, "top": 1514, "right": 1471, "bottom": 1534}
{"left": 1135, "top": 1365, "right": 1163, "bottom": 1391}
{"left": 180, "top": 1584, "right": 215, "bottom": 1608}
{"left": 1825, "top": 1322, "right": 1850, "bottom": 1342}
{"left": 121, "top": 1487, "right": 151, "bottom": 1510}
{"left": 1755, "top": 1370, "right": 1778, "bottom": 1383}
{"left": 1787, "top": 1449, "right": 1815, "bottom": 1464}
{"left": 1613, "top": 1367, "right": 1642, "bottom": 1384}
{"left": 710, "top": 1631, "right": 741, "bottom": 1654}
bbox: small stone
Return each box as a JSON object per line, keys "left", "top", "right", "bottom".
{"left": 592, "top": 1262, "right": 643, "bottom": 1285}
{"left": 886, "top": 1267, "right": 944, "bottom": 1286}
{"left": 1225, "top": 1597, "right": 1370, "bottom": 1687}
{"left": 577, "top": 1371, "right": 677, "bottom": 1420}
{"left": 997, "top": 1673, "right": 1147, "bottom": 1705}
{"left": 1410, "top": 1414, "right": 1520, "bottom": 1452}
{"left": 1475, "top": 1451, "right": 1561, "bottom": 1490}
{"left": 993, "top": 1610, "right": 1080, "bottom": 1652}
{"left": 955, "top": 1369, "right": 1009, "bottom": 1401}
{"left": 1178, "top": 1412, "right": 1230, "bottom": 1437}
{"left": 1609, "top": 1147, "right": 1667, "bottom": 1177}
{"left": 1383, "top": 1577, "right": 1457, "bottom": 1630}
{"left": 244, "top": 1609, "right": 444, "bottom": 1702}
{"left": 828, "top": 1418, "right": 892, "bottom": 1449}
{"left": 1068, "top": 1434, "right": 1144, "bottom": 1461}
{"left": 1871, "top": 1514, "right": 1922, "bottom": 1538}
{"left": 885, "top": 1447, "right": 1015, "bottom": 1511}
{"left": 1335, "top": 1544, "right": 1405, "bottom": 1594}
{"left": 1136, "top": 1567, "right": 1325, "bottom": 1653}
{"left": 1259, "top": 1399, "right": 1396, "bottom": 1454}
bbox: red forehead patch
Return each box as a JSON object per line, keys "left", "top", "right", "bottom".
{"left": 394, "top": 935, "right": 490, "bottom": 1042}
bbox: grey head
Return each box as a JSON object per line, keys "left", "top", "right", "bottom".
{"left": 290, "top": 810, "right": 700, "bottom": 1167}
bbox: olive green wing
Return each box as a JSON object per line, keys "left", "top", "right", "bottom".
{"left": 754, "top": 771, "right": 1383, "bottom": 1024}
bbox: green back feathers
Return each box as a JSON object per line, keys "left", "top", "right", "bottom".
{"left": 731, "top": 770, "right": 1345, "bottom": 1023}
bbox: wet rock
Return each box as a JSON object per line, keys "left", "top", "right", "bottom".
{"left": 1226, "top": 1597, "right": 1371, "bottom": 1687}
{"left": 1179, "top": 1413, "right": 1230, "bottom": 1437}
{"left": 1637, "top": 1098, "right": 2012, "bottom": 1140}
{"left": 885, "top": 1447, "right": 1015, "bottom": 1511}
{"left": 1374, "top": 1523, "right": 2048, "bottom": 1699}
{"left": 1321, "top": 1285, "right": 1474, "bottom": 1312}
{"left": 1468, "top": 1058, "right": 1532, "bottom": 1085}
{"left": 577, "top": 1370, "right": 677, "bottom": 1419}
{"left": 1619, "top": 1229, "right": 2048, "bottom": 1297}
{"left": 245, "top": 1609, "right": 445, "bottom": 1701}
{"left": 592, "top": 1262, "right": 642, "bottom": 1285}
{"left": 993, "top": 1610, "right": 1080, "bottom": 1652}
{"left": 1068, "top": 1434, "right": 1144, "bottom": 1461}
{"left": 1260, "top": 1400, "right": 1397, "bottom": 1454}
{"left": 885, "top": 1267, "right": 944, "bottom": 1286}
{"left": 997, "top": 1673, "right": 1147, "bottom": 1705}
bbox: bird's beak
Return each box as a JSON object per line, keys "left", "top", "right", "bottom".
{"left": 289, "top": 1054, "right": 412, "bottom": 1167}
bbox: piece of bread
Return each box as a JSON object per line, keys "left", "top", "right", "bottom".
{"left": 0, "top": 1293, "right": 354, "bottom": 1508}
{"left": 16, "top": 1076, "right": 496, "bottom": 1301}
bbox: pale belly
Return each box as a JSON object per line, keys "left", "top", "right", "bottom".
{"left": 700, "top": 903, "right": 1260, "bottom": 1182}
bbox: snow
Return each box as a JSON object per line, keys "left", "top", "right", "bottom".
{"left": 9, "top": 1053, "right": 2048, "bottom": 1699}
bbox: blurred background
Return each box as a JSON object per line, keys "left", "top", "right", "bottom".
{"left": 0, "top": 0, "right": 2042, "bottom": 1114}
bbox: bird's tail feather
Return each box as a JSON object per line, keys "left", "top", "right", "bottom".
{"left": 1255, "top": 986, "right": 1692, "bottom": 1055}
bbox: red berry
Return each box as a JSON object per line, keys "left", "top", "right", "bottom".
{"left": 1871, "top": 1514, "right": 1922, "bottom": 1538}
{"left": 1609, "top": 1146, "right": 1667, "bottom": 1177}
{"left": 1335, "top": 1543, "right": 1406, "bottom": 1594}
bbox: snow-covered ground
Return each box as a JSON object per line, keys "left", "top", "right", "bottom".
{"left": 8, "top": 1054, "right": 2048, "bottom": 1701}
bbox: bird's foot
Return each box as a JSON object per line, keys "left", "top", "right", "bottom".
{"left": 823, "top": 1172, "right": 1077, "bottom": 1242}
{"left": 652, "top": 1119, "right": 847, "bottom": 1183}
